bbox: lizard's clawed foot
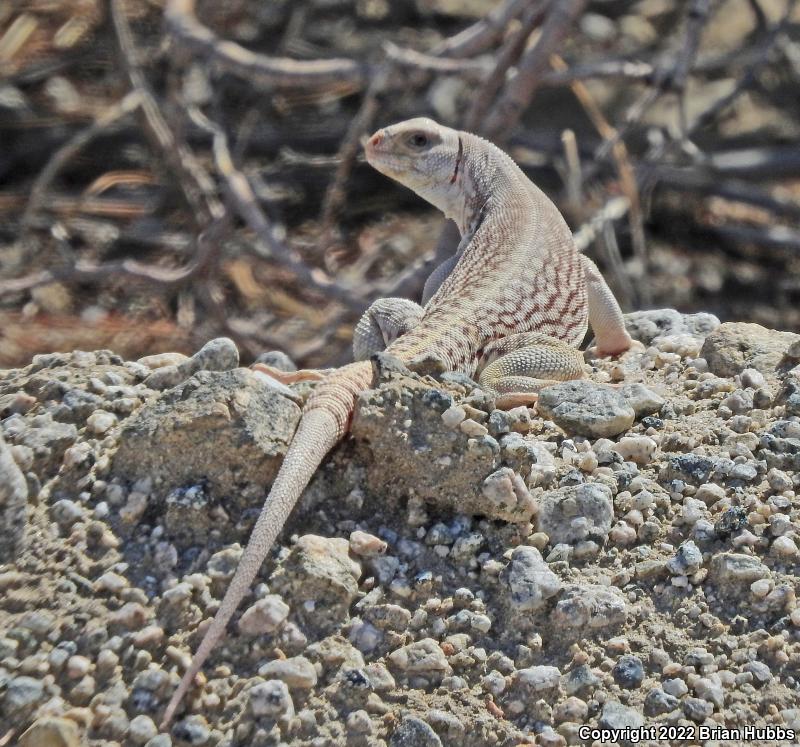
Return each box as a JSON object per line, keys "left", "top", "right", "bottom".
{"left": 586, "top": 338, "right": 645, "bottom": 359}
{"left": 250, "top": 363, "right": 328, "bottom": 384}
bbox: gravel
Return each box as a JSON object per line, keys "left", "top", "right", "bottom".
{"left": 2, "top": 313, "right": 800, "bottom": 745}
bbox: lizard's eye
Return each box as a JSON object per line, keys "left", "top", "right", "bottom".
{"left": 407, "top": 132, "right": 429, "bottom": 148}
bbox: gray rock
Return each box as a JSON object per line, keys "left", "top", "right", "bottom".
{"left": 144, "top": 337, "right": 239, "bottom": 390}
{"left": 258, "top": 655, "right": 318, "bottom": 688}
{"left": 552, "top": 584, "right": 627, "bottom": 631}
{"left": 612, "top": 655, "right": 644, "bottom": 689}
{"left": 537, "top": 381, "right": 635, "bottom": 437}
{"left": 390, "top": 716, "right": 443, "bottom": 747}
{"left": 248, "top": 679, "right": 294, "bottom": 719}
{"left": 270, "top": 535, "right": 361, "bottom": 636}
{"left": 238, "top": 595, "right": 290, "bottom": 637}
{"left": 516, "top": 665, "right": 562, "bottom": 694}
{"left": 662, "top": 454, "right": 719, "bottom": 485}
{"left": 624, "top": 309, "right": 720, "bottom": 346}
{"left": 255, "top": 350, "right": 297, "bottom": 372}
{"left": 351, "top": 379, "right": 520, "bottom": 520}
{"left": 112, "top": 368, "right": 301, "bottom": 534}
{"left": 50, "top": 498, "right": 85, "bottom": 529}
{"left": 777, "top": 375, "right": 800, "bottom": 416}
{"left": 744, "top": 660, "right": 772, "bottom": 686}
{"left": 694, "top": 677, "right": 724, "bottom": 708}
{"left": 710, "top": 553, "right": 770, "bottom": 596}
{"left": 599, "top": 701, "right": 644, "bottom": 730}
{"left": 426, "top": 709, "right": 464, "bottom": 741}
{"left": 537, "top": 483, "right": 613, "bottom": 545}
{"left": 0, "top": 433, "right": 28, "bottom": 562}
{"left": 1, "top": 412, "right": 77, "bottom": 477}
{"left": 19, "top": 717, "right": 81, "bottom": 747}
{"left": 683, "top": 697, "right": 714, "bottom": 721}
{"left": 701, "top": 322, "right": 800, "bottom": 377}
{"left": 618, "top": 382, "right": 665, "bottom": 418}
{"left": 388, "top": 638, "right": 452, "bottom": 677}
{"left": 564, "top": 664, "right": 600, "bottom": 696}
{"left": 480, "top": 467, "right": 536, "bottom": 522}
{"left": 172, "top": 716, "right": 211, "bottom": 745}
{"left": 666, "top": 540, "right": 703, "bottom": 576}
{"left": 644, "top": 688, "right": 680, "bottom": 716}
{"left": 128, "top": 715, "right": 158, "bottom": 745}
{"left": 501, "top": 545, "right": 562, "bottom": 611}
{"left": 4, "top": 675, "right": 44, "bottom": 716}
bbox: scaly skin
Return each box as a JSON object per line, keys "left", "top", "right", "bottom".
{"left": 160, "top": 117, "right": 632, "bottom": 729}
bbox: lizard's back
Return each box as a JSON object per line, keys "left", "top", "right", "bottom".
{"left": 387, "top": 131, "right": 587, "bottom": 375}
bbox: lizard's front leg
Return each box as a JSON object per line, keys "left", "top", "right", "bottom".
{"left": 353, "top": 297, "right": 424, "bottom": 360}
{"left": 421, "top": 254, "right": 458, "bottom": 305}
{"left": 477, "top": 332, "right": 586, "bottom": 409}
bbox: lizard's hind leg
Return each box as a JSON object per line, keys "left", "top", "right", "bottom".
{"left": 581, "top": 255, "right": 637, "bottom": 356}
{"left": 477, "top": 332, "right": 586, "bottom": 409}
{"left": 353, "top": 297, "right": 424, "bottom": 360}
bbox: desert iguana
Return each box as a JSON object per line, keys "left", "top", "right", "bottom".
{"left": 161, "top": 117, "right": 634, "bottom": 728}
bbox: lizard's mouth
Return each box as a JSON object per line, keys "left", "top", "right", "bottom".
{"left": 364, "top": 151, "right": 412, "bottom": 180}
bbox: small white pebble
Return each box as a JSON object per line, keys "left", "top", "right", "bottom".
{"left": 119, "top": 491, "right": 148, "bottom": 524}
{"left": 238, "top": 595, "right": 290, "bottom": 636}
{"left": 612, "top": 436, "right": 657, "bottom": 465}
{"left": 750, "top": 579, "right": 772, "bottom": 598}
{"left": 349, "top": 530, "right": 387, "bottom": 557}
{"left": 441, "top": 405, "right": 466, "bottom": 428}
{"left": 128, "top": 714, "right": 158, "bottom": 744}
{"left": 695, "top": 483, "right": 725, "bottom": 505}
{"left": 740, "top": 368, "right": 766, "bottom": 389}
{"left": 610, "top": 523, "right": 637, "bottom": 546}
{"left": 459, "top": 418, "right": 488, "bottom": 437}
{"left": 772, "top": 536, "right": 798, "bottom": 558}
{"left": 93, "top": 571, "right": 129, "bottom": 594}
{"left": 86, "top": 410, "right": 117, "bottom": 435}
{"left": 67, "top": 655, "right": 91, "bottom": 678}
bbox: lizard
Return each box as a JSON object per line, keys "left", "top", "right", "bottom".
{"left": 160, "top": 117, "right": 634, "bottom": 728}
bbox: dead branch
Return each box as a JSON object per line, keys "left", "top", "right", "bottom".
{"left": 109, "top": 0, "right": 223, "bottom": 225}
{"left": 164, "top": 0, "right": 366, "bottom": 92}
{"left": 551, "top": 53, "right": 649, "bottom": 305}
{"left": 465, "top": 1, "right": 548, "bottom": 132}
{"left": 186, "top": 107, "right": 365, "bottom": 311}
{"left": 383, "top": 42, "right": 491, "bottom": 79}
{"left": 0, "top": 217, "right": 226, "bottom": 296}
{"left": 318, "top": 67, "right": 392, "bottom": 243}
{"left": 481, "top": 0, "right": 589, "bottom": 138}
{"left": 21, "top": 91, "right": 142, "bottom": 230}
{"left": 432, "top": 0, "right": 530, "bottom": 58}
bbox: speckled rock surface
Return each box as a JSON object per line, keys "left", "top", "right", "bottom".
{"left": 537, "top": 380, "right": 636, "bottom": 437}
{"left": 624, "top": 309, "right": 721, "bottom": 346}
{"left": 111, "top": 367, "right": 301, "bottom": 528}
{"left": 701, "top": 322, "right": 800, "bottom": 377}
{"left": 0, "top": 433, "right": 28, "bottom": 562}
{"left": 2, "top": 313, "right": 800, "bottom": 746}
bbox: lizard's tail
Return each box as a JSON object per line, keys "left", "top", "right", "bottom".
{"left": 160, "top": 360, "right": 373, "bottom": 729}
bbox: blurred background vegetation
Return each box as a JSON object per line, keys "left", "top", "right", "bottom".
{"left": 1, "top": 0, "right": 799, "bottom": 369}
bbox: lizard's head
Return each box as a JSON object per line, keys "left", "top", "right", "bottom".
{"left": 364, "top": 117, "right": 464, "bottom": 214}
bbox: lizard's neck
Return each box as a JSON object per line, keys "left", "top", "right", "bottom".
{"left": 442, "top": 134, "right": 524, "bottom": 237}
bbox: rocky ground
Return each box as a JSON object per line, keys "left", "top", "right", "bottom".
{"left": 1, "top": 310, "right": 800, "bottom": 747}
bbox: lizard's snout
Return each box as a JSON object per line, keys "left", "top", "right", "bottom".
{"left": 365, "top": 130, "right": 385, "bottom": 159}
